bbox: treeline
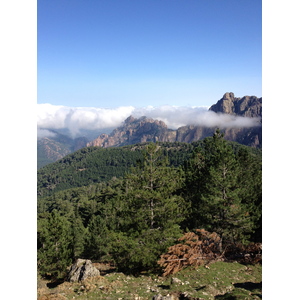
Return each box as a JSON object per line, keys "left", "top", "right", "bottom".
{"left": 37, "top": 141, "right": 259, "bottom": 197}
{"left": 37, "top": 130, "right": 261, "bottom": 279}
{"left": 37, "top": 143, "right": 198, "bottom": 197}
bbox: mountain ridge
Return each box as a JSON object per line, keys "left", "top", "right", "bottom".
{"left": 209, "top": 92, "right": 262, "bottom": 117}
{"left": 87, "top": 92, "right": 262, "bottom": 148}
{"left": 37, "top": 92, "right": 262, "bottom": 168}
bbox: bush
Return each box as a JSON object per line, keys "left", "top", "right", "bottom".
{"left": 158, "top": 229, "right": 223, "bottom": 276}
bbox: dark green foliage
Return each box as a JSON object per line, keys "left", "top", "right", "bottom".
{"left": 184, "top": 129, "right": 260, "bottom": 247}
{"left": 37, "top": 210, "right": 73, "bottom": 279}
{"left": 37, "top": 143, "right": 195, "bottom": 198}
{"left": 70, "top": 215, "right": 87, "bottom": 259}
{"left": 84, "top": 215, "right": 110, "bottom": 260}
{"left": 37, "top": 137, "right": 262, "bottom": 278}
{"left": 37, "top": 146, "right": 144, "bottom": 197}
{"left": 201, "top": 130, "right": 250, "bottom": 244}
{"left": 122, "top": 143, "right": 186, "bottom": 231}
{"left": 236, "top": 147, "right": 262, "bottom": 242}
{"left": 109, "top": 143, "right": 187, "bottom": 271}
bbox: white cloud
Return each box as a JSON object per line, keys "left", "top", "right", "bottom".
{"left": 37, "top": 103, "right": 261, "bottom": 137}
{"left": 130, "top": 105, "right": 261, "bottom": 129}
{"left": 37, "top": 128, "right": 57, "bottom": 139}
{"left": 37, "top": 104, "right": 135, "bottom": 137}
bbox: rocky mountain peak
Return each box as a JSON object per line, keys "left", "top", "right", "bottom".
{"left": 86, "top": 93, "right": 262, "bottom": 149}
{"left": 124, "top": 115, "right": 135, "bottom": 124}
{"left": 209, "top": 92, "right": 262, "bottom": 118}
{"left": 87, "top": 116, "right": 174, "bottom": 148}
{"left": 223, "top": 92, "right": 235, "bottom": 101}
{"left": 38, "top": 93, "right": 262, "bottom": 168}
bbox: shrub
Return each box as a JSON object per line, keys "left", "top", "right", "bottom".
{"left": 158, "top": 229, "right": 223, "bottom": 276}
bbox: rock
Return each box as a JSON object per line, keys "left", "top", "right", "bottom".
{"left": 87, "top": 116, "right": 175, "bottom": 148}
{"left": 67, "top": 259, "right": 100, "bottom": 282}
{"left": 209, "top": 92, "right": 262, "bottom": 118}
{"left": 153, "top": 294, "right": 179, "bottom": 300}
{"left": 171, "top": 277, "right": 182, "bottom": 285}
{"left": 210, "top": 92, "right": 236, "bottom": 115}
{"left": 86, "top": 93, "right": 262, "bottom": 149}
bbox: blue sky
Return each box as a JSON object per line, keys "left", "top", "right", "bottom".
{"left": 38, "top": 0, "right": 262, "bottom": 108}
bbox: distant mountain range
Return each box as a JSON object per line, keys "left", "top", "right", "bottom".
{"left": 37, "top": 92, "right": 262, "bottom": 169}
{"left": 87, "top": 92, "right": 261, "bottom": 147}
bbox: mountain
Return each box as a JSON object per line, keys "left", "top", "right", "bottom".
{"left": 37, "top": 92, "right": 262, "bottom": 168}
{"left": 37, "top": 130, "right": 89, "bottom": 169}
{"left": 87, "top": 116, "right": 177, "bottom": 147}
{"left": 88, "top": 92, "right": 262, "bottom": 149}
{"left": 208, "top": 92, "right": 262, "bottom": 147}
{"left": 209, "top": 92, "right": 262, "bottom": 117}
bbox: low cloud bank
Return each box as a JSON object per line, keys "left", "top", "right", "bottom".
{"left": 37, "top": 104, "right": 261, "bottom": 138}
{"left": 132, "top": 106, "right": 261, "bottom": 129}
{"left": 37, "top": 104, "right": 135, "bottom": 137}
{"left": 37, "top": 128, "right": 57, "bottom": 139}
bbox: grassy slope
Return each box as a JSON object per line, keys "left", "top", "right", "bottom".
{"left": 37, "top": 261, "right": 262, "bottom": 300}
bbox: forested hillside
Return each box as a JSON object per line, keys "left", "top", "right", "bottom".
{"left": 37, "top": 142, "right": 198, "bottom": 197}
{"left": 38, "top": 146, "right": 143, "bottom": 197}
{"left": 37, "top": 140, "right": 260, "bottom": 198}
{"left": 37, "top": 130, "right": 262, "bottom": 281}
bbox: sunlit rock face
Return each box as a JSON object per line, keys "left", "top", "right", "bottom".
{"left": 88, "top": 93, "right": 262, "bottom": 149}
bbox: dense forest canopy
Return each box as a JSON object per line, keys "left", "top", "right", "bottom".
{"left": 37, "top": 131, "right": 261, "bottom": 280}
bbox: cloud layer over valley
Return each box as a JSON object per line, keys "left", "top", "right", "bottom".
{"left": 37, "top": 104, "right": 261, "bottom": 138}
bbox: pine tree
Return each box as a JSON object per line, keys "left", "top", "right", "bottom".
{"left": 70, "top": 213, "right": 87, "bottom": 259}
{"left": 186, "top": 130, "right": 255, "bottom": 248}
{"left": 236, "top": 147, "right": 262, "bottom": 242}
{"left": 84, "top": 214, "right": 109, "bottom": 260}
{"left": 37, "top": 210, "right": 72, "bottom": 279}
{"left": 111, "top": 143, "right": 188, "bottom": 271}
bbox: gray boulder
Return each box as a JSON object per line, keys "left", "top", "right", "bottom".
{"left": 67, "top": 259, "right": 100, "bottom": 282}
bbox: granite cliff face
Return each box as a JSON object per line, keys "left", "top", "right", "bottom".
{"left": 88, "top": 93, "right": 262, "bottom": 148}
{"left": 209, "top": 92, "right": 262, "bottom": 118}
{"left": 208, "top": 92, "right": 262, "bottom": 147}
{"left": 87, "top": 116, "right": 177, "bottom": 147}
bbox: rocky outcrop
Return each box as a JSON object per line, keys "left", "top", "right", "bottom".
{"left": 87, "top": 93, "right": 262, "bottom": 149}
{"left": 87, "top": 116, "right": 177, "bottom": 147}
{"left": 176, "top": 126, "right": 215, "bottom": 143}
{"left": 210, "top": 92, "right": 262, "bottom": 118}
{"left": 87, "top": 116, "right": 216, "bottom": 148}
{"left": 67, "top": 259, "right": 100, "bottom": 282}
{"left": 207, "top": 92, "right": 262, "bottom": 147}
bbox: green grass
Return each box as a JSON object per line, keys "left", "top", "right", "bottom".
{"left": 38, "top": 262, "right": 262, "bottom": 300}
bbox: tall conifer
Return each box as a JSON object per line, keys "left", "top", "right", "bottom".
{"left": 37, "top": 210, "right": 72, "bottom": 279}
{"left": 111, "top": 143, "right": 187, "bottom": 271}
{"left": 186, "top": 130, "right": 255, "bottom": 248}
